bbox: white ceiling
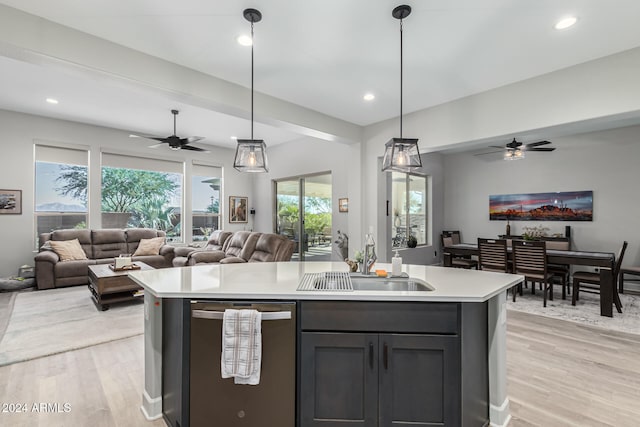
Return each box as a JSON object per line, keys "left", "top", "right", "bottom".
{"left": 1, "top": 0, "right": 640, "bottom": 149}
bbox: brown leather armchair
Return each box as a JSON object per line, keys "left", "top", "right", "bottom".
{"left": 172, "top": 230, "right": 232, "bottom": 267}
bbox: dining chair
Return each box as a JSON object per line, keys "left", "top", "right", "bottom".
{"left": 441, "top": 234, "right": 478, "bottom": 269}
{"left": 619, "top": 265, "right": 640, "bottom": 294}
{"left": 442, "top": 230, "right": 462, "bottom": 244}
{"left": 572, "top": 241, "right": 627, "bottom": 313}
{"left": 478, "top": 238, "right": 509, "bottom": 273}
{"left": 541, "top": 236, "right": 571, "bottom": 299}
{"left": 512, "top": 240, "right": 554, "bottom": 307}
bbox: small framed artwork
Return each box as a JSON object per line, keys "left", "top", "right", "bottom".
{"left": 338, "top": 198, "right": 349, "bottom": 213}
{"left": 229, "top": 196, "right": 248, "bottom": 223}
{"left": 0, "top": 189, "right": 21, "bottom": 215}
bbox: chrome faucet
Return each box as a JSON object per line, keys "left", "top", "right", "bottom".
{"left": 363, "top": 230, "right": 377, "bottom": 275}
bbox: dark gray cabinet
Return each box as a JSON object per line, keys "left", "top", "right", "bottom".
{"left": 299, "top": 301, "right": 488, "bottom": 427}
{"left": 379, "top": 333, "right": 460, "bottom": 426}
{"left": 300, "top": 332, "right": 459, "bottom": 426}
{"left": 300, "top": 332, "right": 378, "bottom": 425}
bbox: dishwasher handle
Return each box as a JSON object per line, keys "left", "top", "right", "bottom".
{"left": 192, "top": 309, "right": 291, "bottom": 321}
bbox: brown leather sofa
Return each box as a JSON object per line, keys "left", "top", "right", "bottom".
{"left": 34, "top": 228, "right": 174, "bottom": 290}
{"left": 173, "top": 231, "right": 295, "bottom": 266}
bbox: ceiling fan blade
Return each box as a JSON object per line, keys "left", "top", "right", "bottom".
{"left": 130, "top": 133, "right": 166, "bottom": 141}
{"left": 180, "top": 145, "right": 209, "bottom": 153}
{"left": 185, "top": 136, "right": 205, "bottom": 143}
{"left": 147, "top": 143, "right": 165, "bottom": 149}
{"left": 525, "top": 140, "right": 552, "bottom": 148}
{"left": 474, "top": 150, "right": 504, "bottom": 156}
{"left": 149, "top": 137, "right": 170, "bottom": 143}
{"left": 528, "top": 147, "right": 556, "bottom": 152}
{"left": 488, "top": 145, "right": 507, "bottom": 150}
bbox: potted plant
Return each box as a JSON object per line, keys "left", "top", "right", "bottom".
{"left": 407, "top": 235, "right": 417, "bottom": 248}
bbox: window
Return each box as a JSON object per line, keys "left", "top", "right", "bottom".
{"left": 35, "top": 145, "right": 88, "bottom": 238}
{"left": 391, "top": 172, "right": 427, "bottom": 248}
{"left": 101, "top": 153, "right": 183, "bottom": 242}
{"left": 192, "top": 163, "right": 222, "bottom": 241}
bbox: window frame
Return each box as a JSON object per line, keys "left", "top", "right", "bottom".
{"left": 34, "top": 144, "right": 90, "bottom": 245}
{"left": 191, "top": 162, "right": 223, "bottom": 242}
{"left": 391, "top": 171, "right": 428, "bottom": 249}
{"left": 98, "top": 150, "right": 187, "bottom": 243}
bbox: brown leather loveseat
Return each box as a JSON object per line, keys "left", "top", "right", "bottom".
{"left": 172, "top": 230, "right": 295, "bottom": 267}
{"left": 35, "top": 228, "right": 174, "bottom": 290}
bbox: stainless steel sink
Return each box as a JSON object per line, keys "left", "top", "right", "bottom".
{"left": 350, "top": 275, "right": 434, "bottom": 292}
{"left": 296, "top": 272, "right": 434, "bottom": 292}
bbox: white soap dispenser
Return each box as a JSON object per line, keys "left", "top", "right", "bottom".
{"left": 392, "top": 249, "right": 402, "bottom": 277}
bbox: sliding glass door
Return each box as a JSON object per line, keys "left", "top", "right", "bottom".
{"left": 274, "top": 173, "right": 332, "bottom": 261}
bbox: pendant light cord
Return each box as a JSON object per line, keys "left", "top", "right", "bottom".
{"left": 400, "top": 18, "right": 403, "bottom": 140}
{"left": 251, "top": 21, "right": 255, "bottom": 141}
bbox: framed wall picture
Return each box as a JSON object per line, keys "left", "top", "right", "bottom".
{"left": 338, "top": 198, "right": 348, "bottom": 213}
{"left": 229, "top": 196, "right": 248, "bottom": 223}
{"left": 0, "top": 189, "right": 22, "bottom": 214}
{"left": 489, "top": 190, "right": 593, "bottom": 221}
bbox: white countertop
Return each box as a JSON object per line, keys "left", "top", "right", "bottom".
{"left": 129, "top": 261, "right": 523, "bottom": 303}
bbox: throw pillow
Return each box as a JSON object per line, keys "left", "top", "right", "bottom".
{"left": 49, "top": 239, "right": 88, "bottom": 261}
{"left": 133, "top": 236, "right": 165, "bottom": 256}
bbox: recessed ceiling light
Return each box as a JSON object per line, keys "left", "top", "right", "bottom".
{"left": 363, "top": 93, "right": 375, "bottom": 101}
{"left": 46, "top": 98, "right": 59, "bottom": 104}
{"left": 237, "top": 35, "right": 252, "bottom": 46}
{"left": 555, "top": 16, "right": 577, "bottom": 30}
{"left": 230, "top": 136, "right": 237, "bottom": 140}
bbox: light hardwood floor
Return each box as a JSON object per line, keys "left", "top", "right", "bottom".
{"left": 1, "top": 310, "right": 639, "bottom": 426}
{"left": 0, "top": 334, "right": 165, "bottom": 427}
{"left": 507, "top": 310, "right": 640, "bottom": 426}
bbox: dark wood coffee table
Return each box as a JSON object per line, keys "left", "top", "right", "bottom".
{"left": 88, "top": 262, "right": 155, "bottom": 311}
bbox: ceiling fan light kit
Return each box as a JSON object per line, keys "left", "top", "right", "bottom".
{"left": 382, "top": 5, "right": 422, "bottom": 173}
{"left": 233, "top": 8, "right": 269, "bottom": 173}
{"left": 504, "top": 149, "right": 525, "bottom": 161}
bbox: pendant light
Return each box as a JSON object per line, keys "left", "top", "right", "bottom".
{"left": 382, "top": 5, "right": 422, "bottom": 172}
{"left": 233, "top": 8, "right": 269, "bottom": 173}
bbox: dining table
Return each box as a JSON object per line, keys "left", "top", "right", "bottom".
{"left": 443, "top": 243, "right": 618, "bottom": 317}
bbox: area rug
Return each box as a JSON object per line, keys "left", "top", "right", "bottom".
{"left": 0, "top": 286, "right": 143, "bottom": 366}
{"left": 507, "top": 288, "right": 640, "bottom": 335}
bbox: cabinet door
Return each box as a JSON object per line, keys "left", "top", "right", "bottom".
{"left": 300, "top": 332, "right": 378, "bottom": 426}
{"left": 378, "top": 334, "right": 461, "bottom": 426}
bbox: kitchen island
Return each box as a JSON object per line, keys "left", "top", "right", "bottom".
{"left": 130, "top": 261, "right": 522, "bottom": 427}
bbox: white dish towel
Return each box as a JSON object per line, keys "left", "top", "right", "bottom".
{"left": 221, "top": 309, "right": 262, "bottom": 385}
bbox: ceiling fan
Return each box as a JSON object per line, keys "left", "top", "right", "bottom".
{"left": 476, "top": 138, "right": 555, "bottom": 160}
{"left": 130, "top": 109, "right": 209, "bottom": 152}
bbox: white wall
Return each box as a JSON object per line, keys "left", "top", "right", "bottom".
{"left": 252, "top": 137, "right": 361, "bottom": 261}
{"left": 0, "top": 109, "right": 252, "bottom": 277}
{"left": 443, "top": 124, "right": 640, "bottom": 268}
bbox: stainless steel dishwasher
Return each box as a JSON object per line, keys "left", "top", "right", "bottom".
{"left": 189, "top": 301, "right": 296, "bottom": 426}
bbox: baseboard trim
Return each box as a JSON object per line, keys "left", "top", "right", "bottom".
{"left": 140, "top": 389, "right": 162, "bottom": 421}
{"left": 490, "top": 397, "right": 511, "bottom": 427}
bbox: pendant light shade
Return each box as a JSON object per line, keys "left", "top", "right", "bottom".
{"left": 382, "top": 5, "right": 422, "bottom": 173}
{"left": 234, "top": 8, "right": 269, "bottom": 173}
{"left": 234, "top": 139, "right": 268, "bottom": 172}
{"left": 382, "top": 138, "right": 421, "bottom": 171}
